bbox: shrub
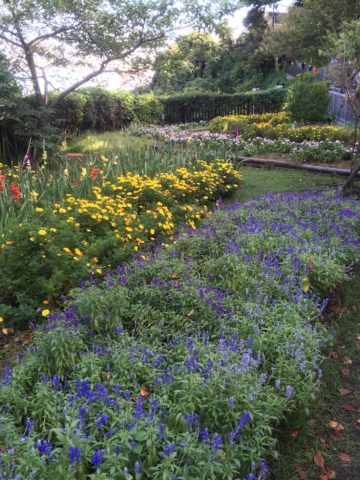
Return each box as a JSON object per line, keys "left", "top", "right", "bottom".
{"left": 285, "top": 73, "right": 330, "bottom": 123}
{"left": 161, "top": 88, "right": 286, "bottom": 124}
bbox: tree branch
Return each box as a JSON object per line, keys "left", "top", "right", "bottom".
{"left": 28, "top": 26, "right": 74, "bottom": 48}
{"left": 48, "top": 59, "right": 112, "bottom": 108}
{"left": 0, "top": 32, "right": 22, "bottom": 47}
{"left": 48, "top": 32, "right": 165, "bottom": 108}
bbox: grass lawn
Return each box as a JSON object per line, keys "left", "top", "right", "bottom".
{"left": 235, "top": 165, "right": 347, "bottom": 202}
{"left": 62, "top": 130, "right": 153, "bottom": 154}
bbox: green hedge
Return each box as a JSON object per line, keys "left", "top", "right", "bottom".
{"left": 161, "top": 88, "right": 286, "bottom": 124}
{"left": 54, "top": 89, "right": 164, "bottom": 133}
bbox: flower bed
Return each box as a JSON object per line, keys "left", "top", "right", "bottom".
{"left": 0, "top": 160, "right": 241, "bottom": 328}
{"left": 1, "top": 191, "right": 359, "bottom": 479}
{"left": 208, "top": 113, "right": 352, "bottom": 144}
{"left": 136, "top": 125, "right": 352, "bottom": 163}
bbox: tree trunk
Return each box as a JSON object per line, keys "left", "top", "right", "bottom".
{"left": 342, "top": 118, "right": 359, "bottom": 194}
{"left": 342, "top": 163, "right": 360, "bottom": 193}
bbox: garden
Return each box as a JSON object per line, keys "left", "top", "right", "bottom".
{"left": 1, "top": 1, "right": 360, "bottom": 479}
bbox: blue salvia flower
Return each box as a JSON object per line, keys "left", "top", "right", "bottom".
{"left": 92, "top": 449, "right": 104, "bottom": 467}
{"left": 68, "top": 446, "right": 81, "bottom": 464}
{"left": 285, "top": 385, "right": 294, "bottom": 398}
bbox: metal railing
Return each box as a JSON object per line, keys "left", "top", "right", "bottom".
{"left": 329, "top": 90, "right": 355, "bottom": 125}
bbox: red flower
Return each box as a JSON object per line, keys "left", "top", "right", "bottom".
{"left": 10, "top": 182, "right": 20, "bottom": 201}
{"left": 90, "top": 168, "right": 100, "bottom": 181}
{"left": 0, "top": 171, "right": 5, "bottom": 192}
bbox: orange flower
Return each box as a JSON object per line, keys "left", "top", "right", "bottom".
{"left": 10, "top": 182, "right": 20, "bottom": 200}
{"left": 90, "top": 168, "right": 100, "bottom": 181}
{"left": 0, "top": 171, "right": 5, "bottom": 192}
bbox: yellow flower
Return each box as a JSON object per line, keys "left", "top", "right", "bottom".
{"left": 41, "top": 309, "right": 50, "bottom": 317}
{"left": 0, "top": 317, "right": 3, "bottom": 323}
{"left": 30, "top": 191, "right": 39, "bottom": 200}
{"left": 38, "top": 229, "right": 46, "bottom": 236}
{"left": 35, "top": 207, "right": 44, "bottom": 213}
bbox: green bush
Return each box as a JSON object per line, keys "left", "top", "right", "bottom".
{"left": 50, "top": 89, "right": 164, "bottom": 134}
{"left": 161, "top": 88, "right": 286, "bottom": 124}
{"left": 286, "top": 74, "right": 330, "bottom": 123}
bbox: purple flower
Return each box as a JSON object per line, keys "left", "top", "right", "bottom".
{"left": 285, "top": 385, "right": 294, "bottom": 398}
{"left": 96, "top": 413, "right": 109, "bottom": 428}
{"left": 135, "top": 461, "right": 141, "bottom": 476}
{"left": 237, "top": 411, "right": 251, "bottom": 430}
{"left": 92, "top": 449, "right": 104, "bottom": 467}
{"left": 25, "top": 417, "right": 35, "bottom": 435}
{"left": 199, "top": 428, "right": 210, "bottom": 444}
{"left": 210, "top": 433, "right": 223, "bottom": 450}
{"left": 37, "top": 438, "right": 53, "bottom": 456}
{"left": 68, "top": 446, "right": 81, "bottom": 464}
{"left": 163, "top": 443, "right": 175, "bottom": 456}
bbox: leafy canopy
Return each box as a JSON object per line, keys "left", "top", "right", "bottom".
{"left": 0, "top": 0, "right": 243, "bottom": 106}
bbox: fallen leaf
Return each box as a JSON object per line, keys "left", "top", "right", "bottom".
{"left": 326, "top": 469, "right": 336, "bottom": 479}
{"left": 307, "top": 418, "right": 317, "bottom": 427}
{"left": 339, "top": 453, "right": 351, "bottom": 463}
{"left": 341, "top": 368, "right": 351, "bottom": 377}
{"left": 301, "top": 277, "right": 310, "bottom": 293}
{"left": 140, "top": 386, "right": 151, "bottom": 397}
{"left": 343, "top": 356, "right": 352, "bottom": 365}
{"left": 338, "top": 388, "right": 352, "bottom": 396}
{"left": 330, "top": 431, "right": 343, "bottom": 441}
{"left": 294, "top": 463, "right": 307, "bottom": 479}
{"left": 328, "top": 421, "right": 345, "bottom": 431}
{"left": 307, "top": 261, "right": 316, "bottom": 272}
{"left": 330, "top": 351, "right": 338, "bottom": 359}
{"left": 341, "top": 402, "right": 359, "bottom": 412}
{"left": 314, "top": 451, "right": 325, "bottom": 469}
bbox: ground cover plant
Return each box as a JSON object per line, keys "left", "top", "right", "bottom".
{"left": 0, "top": 159, "right": 241, "bottom": 329}
{"left": 0, "top": 190, "right": 359, "bottom": 479}
{"left": 136, "top": 124, "right": 352, "bottom": 164}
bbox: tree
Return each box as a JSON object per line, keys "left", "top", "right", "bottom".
{"left": 0, "top": 0, "right": 242, "bottom": 110}
{"left": 0, "top": 54, "right": 23, "bottom": 160}
{"left": 151, "top": 32, "right": 224, "bottom": 93}
{"left": 324, "top": 20, "right": 360, "bottom": 192}
{"left": 263, "top": 0, "right": 360, "bottom": 65}
{"left": 215, "top": 5, "right": 275, "bottom": 93}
